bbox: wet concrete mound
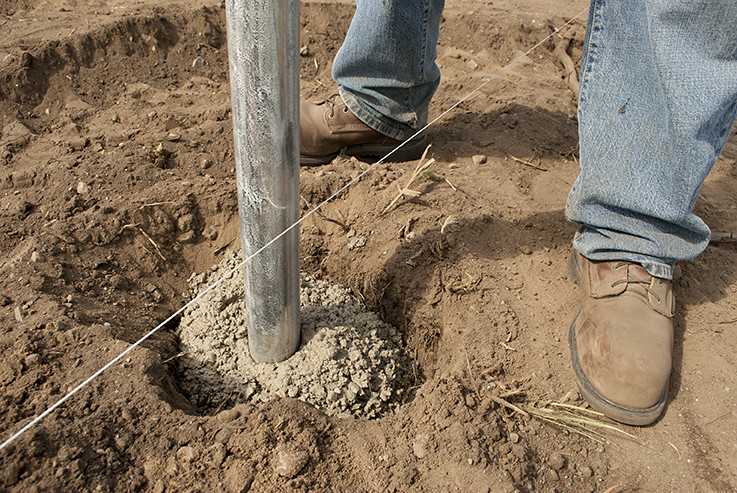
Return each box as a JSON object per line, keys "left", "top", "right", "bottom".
{"left": 176, "top": 250, "right": 417, "bottom": 418}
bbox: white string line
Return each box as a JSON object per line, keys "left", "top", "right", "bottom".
{"left": 0, "top": 8, "right": 587, "bottom": 453}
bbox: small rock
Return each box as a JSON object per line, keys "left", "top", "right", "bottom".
{"left": 520, "top": 245, "right": 532, "bottom": 255}
{"left": 413, "top": 433, "right": 431, "bottom": 459}
{"left": 215, "top": 428, "right": 233, "bottom": 444}
{"left": 204, "top": 226, "right": 218, "bottom": 241}
{"left": 164, "top": 456, "right": 178, "bottom": 476}
{"left": 224, "top": 460, "right": 254, "bottom": 493}
{"left": 14, "top": 306, "right": 23, "bottom": 322}
{"left": 68, "top": 137, "right": 88, "bottom": 151}
{"left": 472, "top": 154, "right": 487, "bottom": 165}
{"left": 216, "top": 408, "right": 240, "bottom": 423}
{"left": 508, "top": 432, "right": 520, "bottom": 444}
{"left": 545, "top": 469, "right": 559, "bottom": 481}
{"left": 152, "top": 290, "right": 164, "bottom": 303}
{"left": 0, "top": 295, "right": 11, "bottom": 306}
{"left": 299, "top": 44, "right": 310, "bottom": 56}
{"left": 201, "top": 159, "right": 212, "bottom": 169}
{"left": 11, "top": 170, "right": 34, "bottom": 188}
{"left": 178, "top": 213, "right": 196, "bottom": 232}
{"left": 548, "top": 451, "right": 566, "bottom": 471}
{"left": 178, "top": 231, "right": 197, "bottom": 244}
{"left": 30, "top": 251, "right": 44, "bottom": 263}
{"left": 274, "top": 447, "right": 309, "bottom": 478}
{"left": 145, "top": 283, "right": 158, "bottom": 293}
{"left": 25, "top": 353, "right": 41, "bottom": 366}
{"left": 76, "top": 181, "right": 90, "bottom": 195}
{"left": 347, "top": 236, "right": 367, "bottom": 250}
{"left": 209, "top": 443, "right": 227, "bottom": 467}
{"left": 192, "top": 56, "right": 205, "bottom": 68}
{"left": 467, "top": 59, "right": 479, "bottom": 70}
{"left": 465, "top": 394, "right": 476, "bottom": 408}
{"left": 176, "top": 446, "right": 197, "bottom": 464}
{"left": 115, "top": 435, "right": 128, "bottom": 449}
{"left": 579, "top": 465, "right": 593, "bottom": 477}
{"left": 1, "top": 121, "right": 33, "bottom": 147}
{"left": 166, "top": 132, "right": 181, "bottom": 142}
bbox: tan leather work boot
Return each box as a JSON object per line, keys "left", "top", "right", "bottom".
{"left": 568, "top": 250, "right": 674, "bottom": 425}
{"left": 300, "top": 95, "right": 427, "bottom": 165}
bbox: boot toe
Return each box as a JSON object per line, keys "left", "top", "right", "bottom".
{"left": 569, "top": 302, "right": 672, "bottom": 425}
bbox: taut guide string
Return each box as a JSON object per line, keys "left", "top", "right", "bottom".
{"left": 0, "top": 8, "right": 587, "bottom": 453}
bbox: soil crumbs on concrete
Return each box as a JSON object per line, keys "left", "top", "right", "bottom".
{"left": 0, "top": 0, "right": 736, "bottom": 492}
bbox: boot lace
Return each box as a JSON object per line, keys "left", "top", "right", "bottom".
{"left": 323, "top": 94, "right": 348, "bottom": 119}
{"left": 610, "top": 262, "right": 660, "bottom": 303}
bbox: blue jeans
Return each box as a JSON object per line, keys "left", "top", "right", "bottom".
{"left": 332, "top": 0, "right": 445, "bottom": 141}
{"left": 334, "top": 0, "right": 737, "bottom": 279}
{"left": 566, "top": 0, "right": 737, "bottom": 279}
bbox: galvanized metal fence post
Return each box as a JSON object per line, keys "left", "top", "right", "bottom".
{"left": 225, "top": 0, "right": 300, "bottom": 363}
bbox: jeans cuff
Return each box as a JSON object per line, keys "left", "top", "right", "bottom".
{"left": 574, "top": 247, "right": 675, "bottom": 280}
{"left": 338, "top": 88, "right": 413, "bottom": 141}
{"left": 639, "top": 261, "right": 673, "bottom": 280}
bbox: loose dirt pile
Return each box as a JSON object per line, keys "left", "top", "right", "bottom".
{"left": 177, "top": 250, "right": 415, "bottom": 418}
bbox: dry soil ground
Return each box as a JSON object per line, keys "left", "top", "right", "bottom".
{"left": 0, "top": 0, "right": 736, "bottom": 491}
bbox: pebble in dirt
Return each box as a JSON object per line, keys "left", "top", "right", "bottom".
{"left": 176, "top": 250, "right": 417, "bottom": 419}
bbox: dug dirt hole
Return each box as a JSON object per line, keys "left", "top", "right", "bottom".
{"left": 174, "top": 250, "right": 420, "bottom": 419}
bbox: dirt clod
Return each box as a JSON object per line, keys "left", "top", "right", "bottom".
{"left": 548, "top": 451, "right": 566, "bottom": 471}
{"left": 224, "top": 459, "right": 254, "bottom": 493}
{"left": 274, "top": 447, "right": 309, "bottom": 478}
{"left": 413, "top": 433, "right": 432, "bottom": 459}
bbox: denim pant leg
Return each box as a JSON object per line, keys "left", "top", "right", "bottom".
{"left": 332, "top": 0, "right": 445, "bottom": 141}
{"left": 566, "top": 0, "right": 737, "bottom": 279}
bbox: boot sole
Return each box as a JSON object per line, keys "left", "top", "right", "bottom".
{"left": 344, "top": 134, "right": 428, "bottom": 162}
{"left": 567, "top": 250, "right": 668, "bottom": 426}
{"left": 300, "top": 151, "right": 339, "bottom": 167}
{"left": 300, "top": 134, "right": 428, "bottom": 166}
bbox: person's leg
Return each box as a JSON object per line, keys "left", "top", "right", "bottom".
{"left": 333, "top": 0, "right": 445, "bottom": 141}
{"left": 300, "top": 0, "right": 444, "bottom": 165}
{"left": 567, "top": 0, "right": 737, "bottom": 279}
{"left": 566, "top": 0, "right": 737, "bottom": 425}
